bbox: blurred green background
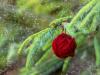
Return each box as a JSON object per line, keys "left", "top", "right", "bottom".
{"left": 0, "top": 0, "right": 95, "bottom": 74}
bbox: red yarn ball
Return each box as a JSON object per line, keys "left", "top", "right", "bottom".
{"left": 52, "top": 33, "right": 77, "bottom": 59}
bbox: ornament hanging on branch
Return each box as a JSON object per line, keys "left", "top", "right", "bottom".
{"left": 52, "top": 25, "right": 77, "bottom": 59}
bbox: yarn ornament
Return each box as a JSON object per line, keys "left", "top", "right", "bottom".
{"left": 52, "top": 32, "right": 77, "bottom": 59}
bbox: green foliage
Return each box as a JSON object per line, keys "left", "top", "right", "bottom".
{"left": 17, "top": 15, "right": 73, "bottom": 74}
{"left": 0, "top": 0, "right": 100, "bottom": 75}
{"left": 17, "top": 0, "right": 68, "bottom": 15}
{"left": 0, "top": 4, "right": 53, "bottom": 70}
{"left": 17, "top": 0, "right": 100, "bottom": 75}
{"left": 18, "top": 28, "right": 62, "bottom": 69}
{"left": 20, "top": 55, "right": 63, "bottom": 75}
{"left": 65, "top": 0, "right": 100, "bottom": 36}
{"left": 31, "top": 55, "right": 63, "bottom": 75}
{"left": 17, "top": 0, "right": 90, "bottom": 17}
{"left": 17, "top": 0, "right": 87, "bottom": 17}
{"left": 61, "top": 58, "right": 71, "bottom": 75}
{"left": 94, "top": 36, "right": 100, "bottom": 66}
{"left": 49, "top": 16, "right": 72, "bottom": 28}
{"left": 0, "top": 51, "right": 7, "bottom": 69}
{"left": 7, "top": 43, "right": 19, "bottom": 65}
